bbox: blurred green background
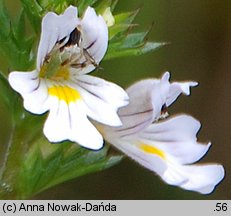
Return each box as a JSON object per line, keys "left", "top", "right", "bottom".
{"left": 1, "top": 0, "right": 231, "bottom": 199}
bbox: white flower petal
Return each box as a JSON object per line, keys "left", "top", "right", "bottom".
{"left": 104, "top": 127, "right": 224, "bottom": 194}
{"left": 76, "top": 75, "right": 129, "bottom": 107}
{"left": 43, "top": 93, "right": 103, "bottom": 150}
{"left": 8, "top": 70, "right": 38, "bottom": 93}
{"left": 37, "top": 6, "right": 79, "bottom": 69}
{"left": 71, "top": 74, "right": 128, "bottom": 126}
{"left": 23, "top": 79, "right": 50, "bottom": 114}
{"left": 115, "top": 78, "right": 168, "bottom": 137}
{"left": 140, "top": 115, "right": 211, "bottom": 164}
{"left": 101, "top": 73, "right": 197, "bottom": 139}
{"left": 121, "top": 79, "right": 156, "bottom": 118}
{"left": 148, "top": 72, "right": 198, "bottom": 119}
{"left": 108, "top": 135, "right": 224, "bottom": 194}
{"left": 80, "top": 7, "right": 108, "bottom": 64}
{"left": 151, "top": 73, "right": 170, "bottom": 119}
{"left": 162, "top": 164, "right": 225, "bottom": 194}
{"left": 8, "top": 70, "right": 49, "bottom": 114}
{"left": 166, "top": 81, "right": 198, "bottom": 106}
{"left": 121, "top": 72, "right": 171, "bottom": 122}
{"left": 109, "top": 139, "right": 168, "bottom": 176}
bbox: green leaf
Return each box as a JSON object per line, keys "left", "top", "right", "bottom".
{"left": 121, "top": 31, "right": 149, "bottom": 48}
{"left": 0, "top": 0, "right": 10, "bottom": 46}
{"left": 109, "top": 23, "right": 137, "bottom": 40}
{"left": 106, "top": 42, "right": 165, "bottom": 59}
{"left": 94, "top": 0, "right": 119, "bottom": 13}
{"left": 111, "top": 0, "right": 119, "bottom": 11}
{"left": 115, "top": 9, "right": 139, "bottom": 25}
{"left": 95, "top": 0, "right": 112, "bottom": 13}
{"left": 0, "top": 72, "right": 16, "bottom": 111}
{"left": 13, "top": 10, "right": 26, "bottom": 41}
{"left": 0, "top": 1, "right": 36, "bottom": 71}
{"left": 109, "top": 9, "right": 140, "bottom": 40}
{"left": 37, "top": 0, "right": 69, "bottom": 14}
{"left": 106, "top": 27, "right": 166, "bottom": 60}
{"left": 20, "top": 0, "right": 43, "bottom": 33}
{"left": 77, "top": 0, "right": 99, "bottom": 15}
{"left": 17, "top": 138, "right": 123, "bottom": 198}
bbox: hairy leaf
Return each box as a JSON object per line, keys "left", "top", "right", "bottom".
{"left": 20, "top": 0, "right": 43, "bottom": 33}
{"left": 17, "top": 139, "right": 122, "bottom": 198}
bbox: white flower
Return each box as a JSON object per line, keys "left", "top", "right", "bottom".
{"left": 8, "top": 6, "right": 129, "bottom": 150}
{"left": 100, "top": 72, "right": 225, "bottom": 194}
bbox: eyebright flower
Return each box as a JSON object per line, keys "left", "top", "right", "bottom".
{"left": 8, "top": 6, "right": 129, "bottom": 150}
{"left": 100, "top": 72, "right": 225, "bottom": 194}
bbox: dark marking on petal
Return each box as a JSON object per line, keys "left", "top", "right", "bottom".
{"left": 71, "top": 79, "right": 107, "bottom": 103}
{"left": 65, "top": 28, "right": 81, "bottom": 47}
{"left": 60, "top": 85, "right": 73, "bottom": 130}
{"left": 31, "top": 76, "right": 39, "bottom": 81}
{"left": 30, "top": 79, "right": 41, "bottom": 92}
{"left": 161, "top": 103, "right": 168, "bottom": 115}
{"left": 75, "top": 78, "right": 100, "bottom": 86}
{"left": 58, "top": 36, "right": 68, "bottom": 45}
{"left": 86, "top": 39, "right": 97, "bottom": 50}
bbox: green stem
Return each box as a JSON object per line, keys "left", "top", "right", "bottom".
{"left": 0, "top": 107, "right": 47, "bottom": 199}
{"left": 0, "top": 123, "right": 29, "bottom": 199}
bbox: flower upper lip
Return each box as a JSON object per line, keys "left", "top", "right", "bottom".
{"left": 37, "top": 6, "right": 108, "bottom": 77}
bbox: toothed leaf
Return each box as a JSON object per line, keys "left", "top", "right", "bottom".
{"left": 109, "top": 10, "right": 139, "bottom": 40}
{"left": 18, "top": 139, "right": 123, "bottom": 198}
{"left": 95, "top": 0, "right": 112, "bottom": 13}
{"left": 0, "top": 72, "right": 16, "bottom": 110}
{"left": 106, "top": 41, "right": 165, "bottom": 59}
{"left": 77, "top": 0, "right": 99, "bottom": 15}
{"left": 20, "top": 0, "right": 43, "bottom": 33}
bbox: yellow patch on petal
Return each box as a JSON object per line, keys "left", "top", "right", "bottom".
{"left": 48, "top": 86, "right": 81, "bottom": 104}
{"left": 140, "top": 143, "right": 166, "bottom": 160}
